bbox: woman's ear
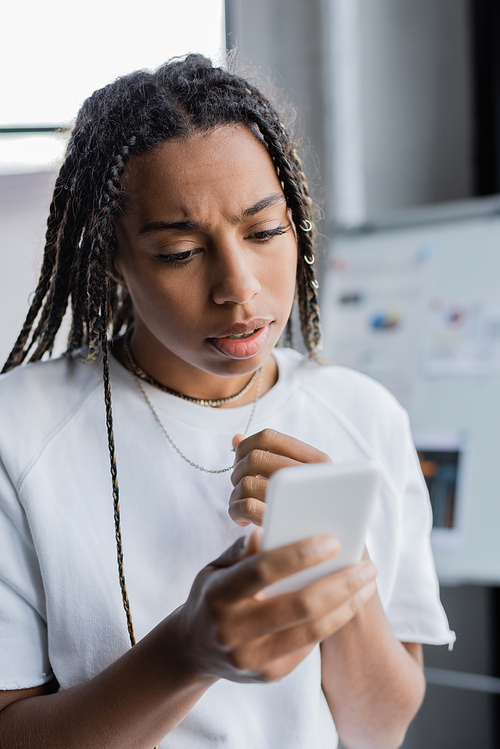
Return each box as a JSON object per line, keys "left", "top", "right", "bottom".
{"left": 108, "top": 255, "right": 130, "bottom": 293}
{"left": 110, "top": 220, "right": 131, "bottom": 292}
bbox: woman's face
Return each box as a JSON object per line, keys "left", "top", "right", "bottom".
{"left": 114, "top": 124, "right": 297, "bottom": 384}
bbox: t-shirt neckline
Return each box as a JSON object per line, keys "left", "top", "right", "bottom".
{"left": 109, "top": 347, "right": 301, "bottom": 430}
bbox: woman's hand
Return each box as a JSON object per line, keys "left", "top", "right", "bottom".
{"left": 229, "top": 428, "right": 331, "bottom": 526}
{"left": 174, "top": 530, "right": 377, "bottom": 685}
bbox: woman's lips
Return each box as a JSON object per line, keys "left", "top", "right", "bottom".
{"left": 211, "top": 324, "right": 271, "bottom": 359}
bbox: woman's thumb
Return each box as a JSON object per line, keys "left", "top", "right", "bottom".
{"left": 232, "top": 433, "right": 245, "bottom": 453}
{"left": 211, "top": 529, "right": 261, "bottom": 569}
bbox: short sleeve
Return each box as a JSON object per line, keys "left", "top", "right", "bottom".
{"left": 384, "top": 411, "right": 456, "bottom": 648}
{"left": 0, "top": 457, "right": 53, "bottom": 689}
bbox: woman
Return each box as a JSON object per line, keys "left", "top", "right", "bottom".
{"left": 0, "top": 55, "right": 453, "bottom": 748}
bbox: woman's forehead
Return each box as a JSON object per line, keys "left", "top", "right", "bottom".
{"left": 120, "top": 124, "right": 284, "bottom": 221}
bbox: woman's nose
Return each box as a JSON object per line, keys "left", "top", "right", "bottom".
{"left": 211, "top": 245, "right": 261, "bottom": 305}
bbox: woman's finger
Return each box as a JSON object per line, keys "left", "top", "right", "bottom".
{"left": 229, "top": 476, "right": 267, "bottom": 526}
{"left": 231, "top": 449, "right": 300, "bottom": 487}
{"left": 228, "top": 498, "right": 265, "bottom": 527}
{"left": 232, "top": 433, "right": 245, "bottom": 452}
{"left": 229, "top": 580, "right": 377, "bottom": 675}
{"left": 230, "top": 475, "right": 268, "bottom": 504}
{"left": 222, "top": 560, "right": 377, "bottom": 644}
{"left": 213, "top": 534, "right": 340, "bottom": 600}
{"left": 228, "top": 476, "right": 267, "bottom": 527}
{"left": 234, "top": 429, "right": 331, "bottom": 466}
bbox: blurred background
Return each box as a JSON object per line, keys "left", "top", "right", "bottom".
{"left": 2, "top": 0, "right": 500, "bottom": 745}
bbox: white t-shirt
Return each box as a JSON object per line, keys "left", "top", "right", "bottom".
{"left": 0, "top": 347, "right": 454, "bottom": 748}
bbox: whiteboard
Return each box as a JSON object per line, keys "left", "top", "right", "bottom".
{"left": 322, "top": 210, "right": 500, "bottom": 584}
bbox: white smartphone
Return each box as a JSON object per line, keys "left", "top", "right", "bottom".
{"left": 260, "top": 459, "right": 381, "bottom": 598}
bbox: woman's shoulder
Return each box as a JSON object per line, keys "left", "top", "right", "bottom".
{"left": 278, "top": 347, "right": 405, "bottom": 419}
{"left": 276, "top": 348, "right": 409, "bottom": 450}
{"left": 0, "top": 354, "right": 102, "bottom": 481}
{"left": 0, "top": 352, "right": 101, "bottom": 402}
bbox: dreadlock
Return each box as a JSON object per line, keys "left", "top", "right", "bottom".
{"left": 2, "top": 55, "right": 322, "bottom": 651}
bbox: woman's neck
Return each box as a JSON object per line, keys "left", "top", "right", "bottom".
{"left": 112, "top": 335, "right": 279, "bottom": 408}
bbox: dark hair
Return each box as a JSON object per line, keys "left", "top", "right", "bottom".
{"left": 2, "top": 54, "right": 321, "bottom": 648}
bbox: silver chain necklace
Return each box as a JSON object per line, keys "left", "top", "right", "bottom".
{"left": 129, "top": 366, "right": 263, "bottom": 474}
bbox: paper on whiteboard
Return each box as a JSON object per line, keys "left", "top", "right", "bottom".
{"left": 322, "top": 249, "right": 430, "bottom": 405}
{"left": 421, "top": 298, "right": 500, "bottom": 376}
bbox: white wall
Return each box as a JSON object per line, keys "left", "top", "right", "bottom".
{"left": 0, "top": 172, "right": 56, "bottom": 366}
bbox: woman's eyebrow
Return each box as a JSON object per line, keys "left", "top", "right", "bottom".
{"left": 138, "top": 193, "right": 286, "bottom": 235}
{"left": 138, "top": 219, "right": 201, "bottom": 235}
{"left": 237, "top": 192, "right": 286, "bottom": 221}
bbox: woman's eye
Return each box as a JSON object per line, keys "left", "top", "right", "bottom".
{"left": 250, "top": 225, "right": 291, "bottom": 242}
{"left": 155, "top": 250, "right": 198, "bottom": 267}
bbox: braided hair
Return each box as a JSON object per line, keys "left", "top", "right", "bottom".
{"left": 2, "top": 55, "right": 322, "bottom": 649}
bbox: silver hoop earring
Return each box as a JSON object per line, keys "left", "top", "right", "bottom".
{"left": 301, "top": 219, "right": 313, "bottom": 232}
{"left": 304, "top": 254, "right": 315, "bottom": 265}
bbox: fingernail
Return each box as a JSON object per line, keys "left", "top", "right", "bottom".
{"left": 359, "top": 561, "right": 377, "bottom": 583}
{"left": 316, "top": 535, "right": 340, "bottom": 555}
{"left": 359, "top": 580, "right": 377, "bottom": 602}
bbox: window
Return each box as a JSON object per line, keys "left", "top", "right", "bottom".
{"left": 0, "top": 0, "right": 225, "bottom": 173}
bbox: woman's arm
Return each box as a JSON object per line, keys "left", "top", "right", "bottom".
{"left": 320, "top": 587, "right": 425, "bottom": 749}
{"left": 0, "top": 612, "right": 215, "bottom": 749}
{"left": 0, "top": 530, "right": 375, "bottom": 749}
